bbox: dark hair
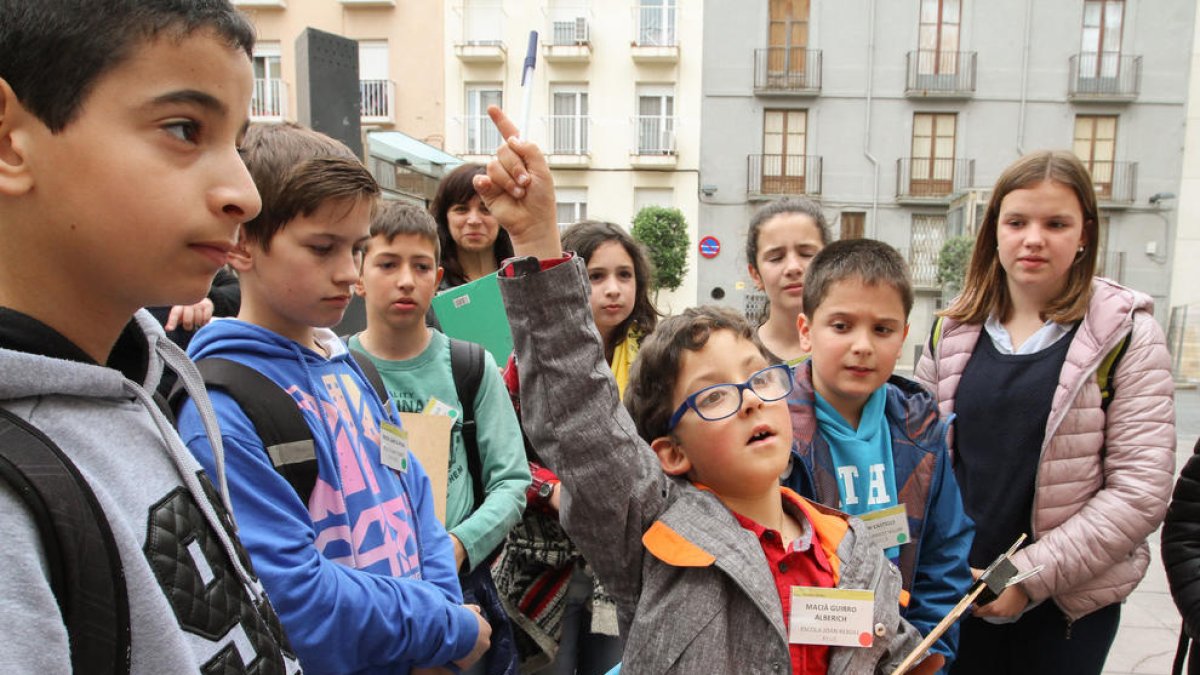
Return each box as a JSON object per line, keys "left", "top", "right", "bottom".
{"left": 429, "top": 163, "right": 515, "bottom": 287}
{"left": 745, "top": 197, "right": 832, "bottom": 273}
{"left": 366, "top": 201, "right": 441, "bottom": 262}
{"left": 802, "top": 239, "right": 914, "bottom": 319}
{"left": 944, "top": 150, "right": 1099, "bottom": 324}
{"left": 239, "top": 122, "right": 379, "bottom": 250}
{"left": 562, "top": 220, "right": 661, "bottom": 348}
{"left": 0, "top": 0, "right": 255, "bottom": 133}
{"left": 624, "top": 306, "right": 764, "bottom": 442}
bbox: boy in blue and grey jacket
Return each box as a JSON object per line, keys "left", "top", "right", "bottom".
{"left": 784, "top": 239, "right": 975, "bottom": 672}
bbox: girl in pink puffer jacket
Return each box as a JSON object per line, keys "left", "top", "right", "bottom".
{"left": 915, "top": 150, "right": 1175, "bottom": 675}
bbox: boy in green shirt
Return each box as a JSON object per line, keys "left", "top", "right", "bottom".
{"left": 349, "top": 201, "right": 530, "bottom": 571}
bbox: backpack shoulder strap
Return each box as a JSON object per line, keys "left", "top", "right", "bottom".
{"left": 927, "top": 315, "right": 947, "bottom": 354}
{"left": 0, "top": 408, "right": 130, "bottom": 675}
{"left": 348, "top": 349, "right": 389, "bottom": 405}
{"left": 174, "top": 358, "right": 319, "bottom": 506}
{"left": 1097, "top": 331, "right": 1132, "bottom": 412}
{"left": 449, "top": 338, "right": 487, "bottom": 510}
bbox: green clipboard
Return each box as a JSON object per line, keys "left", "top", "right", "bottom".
{"left": 430, "top": 272, "right": 513, "bottom": 364}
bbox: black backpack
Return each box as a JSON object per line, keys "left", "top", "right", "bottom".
{"left": 0, "top": 407, "right": 130, "bottom": 675}
{"left": 173, "top": 339, "right": 490, "bottom": 512}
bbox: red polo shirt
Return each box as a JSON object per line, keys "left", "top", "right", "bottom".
{"left": 732, "top": 489, "right": 837, "bottom": 675}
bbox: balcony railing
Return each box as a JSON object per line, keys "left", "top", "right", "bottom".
{"left": 548, "top": 115, "right": 590, "bottom": 155}
{"left": 753, "top": 49, "right": 822, "bottom": 95}
{"left": 1085, "top": 160, "right": 1137, "bottom": 204}
{"left": 251, "top": 78, "right": 287, "bottom": 119}
{"left": 1069, "top": 53, "right": 1141, "bottom": 101}
{"left": 905, "top": 50, "right": 977, "bottom": 97}
{"left": 634, "top": 4, "right": 677, "bottom": 47}
{"left": 896, "top": 157, "right": 974, "bottom": 200}
{"left": 747, "top": 154, "right": 822, "bottom": 196}
{"left": 359, "top": 79, "right": 395, "bottom": 122}
{"left": 633, "top": 115, "right": 676, "bottom": 155}
{"left": 464, "top": 114, "right": 503, "bottom": 155}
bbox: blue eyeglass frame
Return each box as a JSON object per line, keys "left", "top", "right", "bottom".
{"left": 666, "top": 363, "right": 794, "bottom": 431}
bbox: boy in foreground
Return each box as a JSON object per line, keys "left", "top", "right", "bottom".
{"left": 784, "top": 239, "right": 974, "bottom": 672}
{"left": 175, "top": 123, "right": 489, "bottom": 673}
{"left": 0, "top": 1, "right": 298, "bottom": 672}
{"left": 475, "top": 106, "right": 923, "bottom": 673}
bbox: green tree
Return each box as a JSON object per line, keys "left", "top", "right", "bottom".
{"left": 632, "top": 206, "right": 689, "bottom": 293}
{"left": 937, "top": 234, "right": 975, "bottom": 294}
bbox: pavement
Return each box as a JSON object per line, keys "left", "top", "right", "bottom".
{"left": 1100, "top": 384, "right": 1200, "bottom": 674}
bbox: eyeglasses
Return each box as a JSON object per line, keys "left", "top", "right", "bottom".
{"left": 666, "top": 364, "right": 794, "bottom": 431}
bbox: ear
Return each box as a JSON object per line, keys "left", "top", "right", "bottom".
{"left": 903, "top": 322, "right": 910, "bottom": 341}
{"left": 227, "top": 237, "right": 255, "bottom": 273}
{"left": 353, "top": 276, "right": 366, "bottom": 297}
{"left": 797, "top": 312, "right": 814, "bottom": 353}
{"left": 435, "top": 266, "right": 445, "bottom": 286}
{"left": 651, "top": 436, "right": 691, "bottom": 477}
{"left": 0, "top": 78, "right": 35, "bottom": 197}
{"left": 747, "top": 263, "right": 764, "bottom": 291}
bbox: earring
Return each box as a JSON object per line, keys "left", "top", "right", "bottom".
{"left": 1078, "top": 246, "right": 1085, "bottom": 253}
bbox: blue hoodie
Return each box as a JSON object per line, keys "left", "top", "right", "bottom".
{"left": 176, "top": 319, "right": 478, "bottom": 674}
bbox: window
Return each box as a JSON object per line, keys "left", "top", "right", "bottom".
{"left": 550, "top": 87, "right": 589, "bottom": 155}
{"left": 465, "top": 85, "right": 503, "bottom": 154}
{"left": 463, "top": 0, "right": 503, "bottom": 45}
{"left": 910, "top": 214, "right": 948, "bottom": 287}
{"left": 761, "top": 109, "right": 807, "bottom": 194}
{"left": 556, "top": 188, "right": 588, "bottom": 229}
{"left": 1074, "top": 115, "right": 1118, "bottom": 196}
{"left": 917, "top": 0, "right": 961, "bottom": 75}
{"left": 358, "top": 41, "right": 391, "bottom": 120}
{"left": 251, "top": 43, "right": 284, "bottom": 119}
{"left": 767, "top": 0, "right": 809, "bottom": 82}
{"left": 1081, "top": 0, "right": 1124, "bottom": 78}
{"left": 549, "top": 0, "right": 590, "bottom": 45}
{"left": 840, "top": 212, "right": 865, "bottom": 240}
{"left": 910, "top": 113, "right": 956, "bottom": 196}
{"left": 636, "top": 0, "right": 677, "bottom": 47}
{"left": 636, "top": 87, "right": 675, "bottom": 155}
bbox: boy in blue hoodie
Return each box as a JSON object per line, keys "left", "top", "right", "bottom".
{"left": 783, "top": 238, "right": 974, "bottom": 672}
{"left": 176, "top": 122, "right": 490, "bottom": 673}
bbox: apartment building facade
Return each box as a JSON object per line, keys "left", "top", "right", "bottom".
{"left": 444, "top": 0, "right": 703, "bottom": 311}
{"left": 700, "top": 0, "right": 1194, "bottom": 367}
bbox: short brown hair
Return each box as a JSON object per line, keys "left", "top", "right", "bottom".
{"left": 943, "top": 150, "right": 1099, "bottom": 324}
{"left": 625, "top": 306, "right": 763, "bottom": 442}
{"left": 239, "top": 122, "right": 379, "bottom": 250}
{"left": 802, "top": 239, "right": 914, "bottom": 319}
{"left": 366, "top": 201, "right": 441, "bottom": 263}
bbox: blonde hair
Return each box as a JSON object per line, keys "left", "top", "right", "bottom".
{"left": 943, "top": 150, "right": 1099, "bottom": 324}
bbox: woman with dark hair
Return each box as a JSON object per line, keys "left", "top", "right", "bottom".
{"left": 431, "top": 163, "right": 515, "bottom": 288}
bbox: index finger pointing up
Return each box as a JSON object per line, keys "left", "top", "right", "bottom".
{"left": 487, "top": 105, "right": 520, "bottom": 141}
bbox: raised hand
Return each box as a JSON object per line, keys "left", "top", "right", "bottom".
{"left": 472, "top": 105, "right": 561, "bottom": 260}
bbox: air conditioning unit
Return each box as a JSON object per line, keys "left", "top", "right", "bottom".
{"left": 553, "top": 17, "right": 589, "bottom": 45}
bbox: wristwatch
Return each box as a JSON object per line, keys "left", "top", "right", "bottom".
{"left": 530, "top": 476, "right": 559, "bottom": 508}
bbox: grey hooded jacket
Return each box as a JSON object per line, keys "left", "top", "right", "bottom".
{"left": 0, "top": 309, "right": 299, "bottom": 674}
{"left": 498, "top": 257, "right": 922, "bottom": 674}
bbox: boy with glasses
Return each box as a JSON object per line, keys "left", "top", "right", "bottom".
{"left": 475, "top": 106, "right": 923, "bottom": 674}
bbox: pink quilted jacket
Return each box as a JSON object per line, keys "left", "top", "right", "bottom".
{"left": 915, "top": 277, "right": 1176, "bottom": 620}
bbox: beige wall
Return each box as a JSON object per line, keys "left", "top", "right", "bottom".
{"left": 1173, "top": 10, "right": 1200, "bottom": 311}
{"left": 235, "top": 0, "right": 446, "bottom": 147}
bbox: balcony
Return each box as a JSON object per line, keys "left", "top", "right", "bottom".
{"left": 360, "top": 79, "right": 395, "bottom": 124}
{"left": 250, "top": 78, "right": 287, "bottom": 121}
{"left": 753, "top": 49, "right": 822, "bottom": 97}
{"left": 340, "top": 0, "right": 395, "bottom": 5}
{"left": 747, "top": 154, "right": 823, "bottom": 198}
{"left": 544, "top": 16, "right": 591, "bottom": 63}
{"left": 1086, "top": 160, "right": 1137, "bottom": 206}
{"left": 629, "top": 115, "right": 677, "bottom": 169}
{"left": 896, "top": 157, "right": 974, "bottom": 203}
{"left": 631, "top": 4, "right": 679, "bottom": 63}
{"left": 463, "top": 114, "right": 503, "bottom": 158}
{"left": 234, "top": 0, "right": 285, "bottom": 8}
{"left": 546, "top": 115, "right": 590, "bottom": 167}
{"left": 454, "top": 40, "right": 507, "bottom": 63}
{"left": 905, "top": 51, "right": 976, "bottom": 98}
{"left": 1068, "top": 53, "right": 1141, "bottom": 102}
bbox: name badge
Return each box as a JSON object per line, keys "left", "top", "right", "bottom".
{"left": 859, "top": 504, "right": 910, "bottom": 551}
{"left": 422, "top": 396, "right": 460, "bottom": 422}
{"left": 789, "top": 587, "right": 875, "bottom": 647}
{"left": 380, "top": 421, "right": 410, "bottom": 473}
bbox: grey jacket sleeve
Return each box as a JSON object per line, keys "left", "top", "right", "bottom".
{"left": 498, "top": 257, "right": 671, "bottom": 609}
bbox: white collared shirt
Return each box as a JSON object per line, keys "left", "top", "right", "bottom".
{"left": 983, "top": 314, "right": 1076, "bottom": 355}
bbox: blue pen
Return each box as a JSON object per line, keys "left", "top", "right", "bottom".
{"left": 520, "top": 31, "right": 538, "bottom": 140}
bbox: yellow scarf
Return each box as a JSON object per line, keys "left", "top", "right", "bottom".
{"left": 610, "top": 325, "right": 643, "bottom": 401}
